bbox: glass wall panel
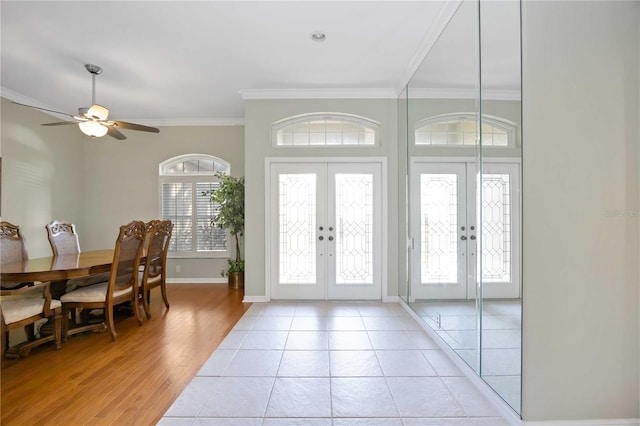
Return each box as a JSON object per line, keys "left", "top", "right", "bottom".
{"left": 479, "top": 0, "right": 523, "bottom": 414}
{"left": 401, "top": 0, "right": 523, "bottom": 416}
{"left": 407, "top": 0, "right": 481, "bottom": 375}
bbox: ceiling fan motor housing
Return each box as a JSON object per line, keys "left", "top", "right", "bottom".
{"left": 85, "top": 64, "right": 103, "bottom": 75}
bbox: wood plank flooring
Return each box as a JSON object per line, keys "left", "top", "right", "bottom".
{"left": 1, "top": 283, "right": 251, "bottom": 425}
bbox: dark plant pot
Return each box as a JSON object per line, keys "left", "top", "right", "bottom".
{"left": 228, "top": 271, "right": 244, "bottom": 290}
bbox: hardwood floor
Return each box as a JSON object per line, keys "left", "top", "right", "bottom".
{"left": 1, "top": 283, "right": 251, "bottom": 425}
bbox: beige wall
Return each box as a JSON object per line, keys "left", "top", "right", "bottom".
{"left": 521, "top": 0, "right": 639, "bottom": 421}
{"left": 81, "top": 125, "right": 244, "bottom": 280}
{"left": 1, "top": 97, "right": 245, "bottom": 280}
{"left": 243, "top": 98, "right": 399, "bottom": 299}
{"left": 1, "top": 98, "right": 85, "bottom": 258}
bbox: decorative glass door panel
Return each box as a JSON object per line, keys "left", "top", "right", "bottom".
{"left": 421, "top": 173, "right": 459, "bottom": 284}
{"left": 411, "top": 161, "right": 519, "bottom": 300}
{"left": 411, "top": 162, "right": 468, "bottom": 299}
{"left": 270, "top": 161, "right": 382, "bottom": 300}
{"left": 278, "top": 173, "right": 317, "bottom": 285}
{"left": 480, "top": 162, "right": 520, "bottom": 299}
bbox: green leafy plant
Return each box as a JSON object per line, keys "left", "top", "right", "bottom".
{"left": 203, "top": 172, "right": 245, "bottom": 273}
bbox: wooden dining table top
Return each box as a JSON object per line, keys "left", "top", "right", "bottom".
{"left": 0, "top": 249, "right": 114, "bottom": 282}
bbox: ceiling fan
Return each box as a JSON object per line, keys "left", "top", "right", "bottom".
{"left": 12, "top": 64, "right": 160, "bottom": 140}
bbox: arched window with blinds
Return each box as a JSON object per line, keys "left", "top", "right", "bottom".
{"left": 159, "top": 154, "right": 230, "bottom": 258}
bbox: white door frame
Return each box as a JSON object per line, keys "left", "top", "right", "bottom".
{"left": 265, "top": 157, "right": 388, "bottom": 301}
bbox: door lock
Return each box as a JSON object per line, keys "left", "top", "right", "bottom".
{"left": 328, "top": 236, "right": 334, "bottom": 241}
{"left": 460, "top": 235, "right": 467, "bottom": 241}
{"left": 319, "top": 236, "right": 324, "bottom": 241}
{"left": 470, "top": 235, "right": 476, "bottom": 240}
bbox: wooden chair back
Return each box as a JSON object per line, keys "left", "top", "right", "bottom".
{"left": 140, "top": 220, "right": 173, "bottom": 318}
{"left": 109, "top": 221, "right": 147, "bottom": 296}
{"left": 0, "top": 222, "right": 28, "bottom": 265}
{"left": 144, "top": 220, "right": 173, "bottom": 282}
{"left": 45, "top": 220, "right": 81, "bottom": 256}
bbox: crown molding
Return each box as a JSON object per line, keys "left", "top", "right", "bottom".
{"left": 121, "top": 118, "right": 245, "bottom": 127}
{"left": 1, "top": 86, "right": 70, "bottom": 121}
{"left": 240, "top": 88, "right": 397, "bottom": 100}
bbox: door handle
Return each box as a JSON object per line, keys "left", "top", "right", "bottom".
{"left": 328, "top": 236, "right": 334, "bottom": 241}
{"left": 470, "top": 235, "right": 476, "bottom": 240}
{"left": 319, "top": 236, "right": 324, "bottom": 241}
{"left": 460, "top": 236, "right": 467, "bottom": 241}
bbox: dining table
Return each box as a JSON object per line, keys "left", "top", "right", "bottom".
{"left": 1, "top": 249, "right": 114, "bottom": 298}
{"left": 1, "top": 249, "right": 118, "bottom": 347}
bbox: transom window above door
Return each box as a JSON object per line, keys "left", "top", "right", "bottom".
{"left": 272, "top": 113, "right": 381, "bottom": 147}
{"left": 415, "top": 113, "right": 516, "bottom": 148}
{"left": 159, "top": 154, "right": 230, "bottom": 258}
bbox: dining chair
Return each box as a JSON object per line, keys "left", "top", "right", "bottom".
{"left": 140, "top": 220, "right": 173, "bottom": 319}
{"left": 1, "top": 221, "right": 32, "bottom": 290}
{"left": 45, "top": 220, "right": 111, "bottom": 291}
{"left": 0, "top": 282, "right": 62, "bottom": 358}
{"left": 45, "top": 220, "right": 81, "bottom": 256}
{"left": 60, "top": 221, "right": 146, "bottom": 342}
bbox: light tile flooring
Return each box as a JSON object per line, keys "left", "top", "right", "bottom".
{"left": 159, "top": 301, "right": 512, "bottom": 426}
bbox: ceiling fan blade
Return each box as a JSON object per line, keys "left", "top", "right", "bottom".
{"left": 42, "top": 121, "right": 82, "bottom": 126}
{"left": 11, "top": 101, "right": 75, "bottom": 118}
{"left": 112, "top": 121, "right": 160, "bottom": 133}
{"left": 106, "top": 126, "right": 127, "bottom": 140}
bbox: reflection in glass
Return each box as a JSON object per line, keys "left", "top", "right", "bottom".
{"left": 420, "top": 174, "right": 458, "bottom": 283}
{"left": 401, "top": 0, "right": 522, "bottom": 416}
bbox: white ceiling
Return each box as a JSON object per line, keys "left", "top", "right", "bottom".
{"left": 1, "top": 1, "right": 457, "bottom": 125}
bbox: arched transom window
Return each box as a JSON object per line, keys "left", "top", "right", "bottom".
{"left": 273, "top": 113, "right": 381, "bottom": 147}
{"left": 159, "top": 154, "right": 230, "bottom": 258}
{"left": 415, "top": 113, "right": 516, "bottom": 147}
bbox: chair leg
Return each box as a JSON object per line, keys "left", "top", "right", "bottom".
{"left": 61, "top": 308, "right": 69, "bottom": 343}
{"left": 143, "top": 289, "right": 151, "bottom": 320}
{"left": 1, "top": 326, "right": 7, "bottom": 358}
{"left": 106, "top": 303, "right": 117, "bottom": 342}
{"left": 131, "top": 295, "right": 143, "bottom": 327}
{"left": 52, "top": 312, "right": 62, "bottom": 350}
{"left": 160, "top": 281, "right": 170, "bottom": 310}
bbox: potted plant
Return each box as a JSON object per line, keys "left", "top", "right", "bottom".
{"left": 204, "top": 172, "right": 245, "bottom": 289}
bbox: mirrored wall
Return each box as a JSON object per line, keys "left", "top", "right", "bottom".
{"left": 399, "top": 0, "right": 522, "bottom": 415}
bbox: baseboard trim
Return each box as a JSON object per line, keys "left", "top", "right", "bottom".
{"left": 382, "top": 295, "right": 400, "bottom": 303}
{"left": 243, "top": 296, "right": 270, "bottom": 303}
{"left": 166, "top": 278, "right": 227, "bottom": 284}
{"left": 523, "top": 420, "right": 640, "bottom": 426}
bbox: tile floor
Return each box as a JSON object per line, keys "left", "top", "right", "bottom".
{"left": 159, "top": 301, "right": 512, "bottom": 426}
{"left": 412, "top": 300, "right": 521, "bottom": 413}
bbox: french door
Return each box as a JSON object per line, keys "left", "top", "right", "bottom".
{"left": 410, "top": 160, "right": 520, "bottom": 300}
{"left": 269, "top": 161, "right": 383, "bottom": 300}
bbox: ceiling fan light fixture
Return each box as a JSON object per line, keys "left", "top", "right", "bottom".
{"left": 88, "top": 104, "right": 109, "bottom": 120}
{"left": 79, "top": 121, "right": 108, "bottom": 138}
